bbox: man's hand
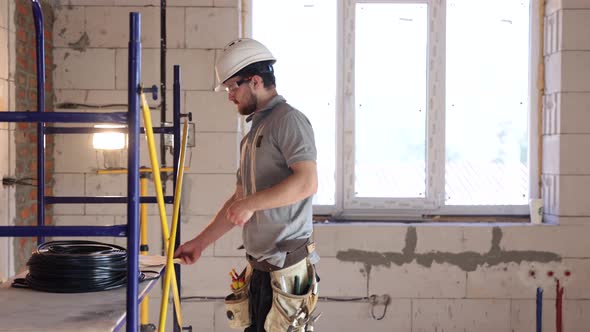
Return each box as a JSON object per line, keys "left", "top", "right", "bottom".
{"left": 225, "top": 198, "right": 254, "bottom": 226}
{"left": 173, "top": 238, "right": 203, "bottom": 265}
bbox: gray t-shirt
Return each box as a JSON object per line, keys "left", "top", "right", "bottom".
{"left": 237, "top": 95, "right": 319, "bottom": 268}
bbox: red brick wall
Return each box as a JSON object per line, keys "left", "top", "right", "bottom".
{"left": 14, "top": 0, "right": 54, "bottom": 273}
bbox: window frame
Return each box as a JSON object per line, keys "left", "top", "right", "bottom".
{"left": 244, "top": 0, "right": 541, "bottom": 219}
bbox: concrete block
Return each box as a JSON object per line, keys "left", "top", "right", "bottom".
{"left": 0, "top": 0, "right": 7, "bottom": 29}
{"left": 559, "top": 92, "right": 590, "bottom": 134}
{"left": 500, "top": 224, "right": 590, "bottom": 258}
{"left": 168, "top": 0, "right": 213, "bottom": 6}
{"left": 0, "top": 129, "right": 8, "bottom": 178}
{"left": 167, "top": 7, "right": 185, "bottom": 49}
{"left": 370, "top": 262, "right": 466, "bottom": 298}
{"left": 0, "top": 28, "right": 7, "bottom": 81}
{"left": 85, "top": 173, "right": 127, "bottom": 215}
{"left": 185, "top": 91, "right": 240, "bottom": 132}
{"left": 65, "top": 0, "right": 116, "bottom": 5}
{"left": 54, "top": 49, "right": 116, "bottom": 90}
{"left": 53, "top": 6, "right": 85, "bottom": 48}
{"left": 312, "top": 223, "right": 407, "bottom": 257}
{"left": 561, "top": 258, "right": 590, "bottom": 299}
{"left": 115, "top": 48, "right": 160, "bottom": 90}
{"left": 54, "top": 134, "right": 96, "bottom": 172}
{"left": 189, "top": 132, "right": 238, "bottom": 174}
{"left": 213, "top": 223, "right": 244, "bottom": 257}
{"left": 179, "top": 215, "right": 214, "bottom": 257}
{"left": 466, "top": 262, "right": 546, "bottom": 299}
{"left": 0, "top": 80, "right": 7, "bottom": 130}
{"left": 555, "top": 216, "right": 590, "bottom": 225}
{"left": 562, "top": 51, "right": 590, "bottom": 92}
{"left": 560, "top": 0, "right": 590, "bottom": 9}
{"left": 167, "top": 49, "right": 215, "bottom": 90}
{"left": 214, "top": 0, "right": 239, "bottom": 7}
{"left": 54, "top": 215, "right": 116, "bottom": 226}
{"left": 544, "top": 53, "right": 562, "bottom": 94}
{"left": 181, "top": 256, "right": 246, "bottom": 296}
{"left": 561, "top": 10, "right": 590, "bottom": 51}
{"left": 86, "top": 6, "right": 160, "bottom": 48}
{"left": 181, "top": 173, "right": 235, "bottom": 215}
{"left": 412, "top": 299, "right": 510, "bottom": 332}
{"left": 510, "top": 299, "right": 555, "bottom": 332}
{"left": 416, "top": 225, "right": 492, "bottom": 254}
{"left": 53, "top": 173, "right": 85, "bottom": 215}
{"left": 315, "top": 258, "right": 367, "bottom": 297}
{"left": 185, "top": 7, "right": 239, "bottom": 49}
{"left": 311, "top": 300, "right": 411, "bottom": 332}
{"left": 558, "top": 175, "right": 590, "bottom": 215}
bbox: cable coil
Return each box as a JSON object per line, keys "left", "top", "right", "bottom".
{"left": 17, "top": 240, "right": 130, "bottom": 293}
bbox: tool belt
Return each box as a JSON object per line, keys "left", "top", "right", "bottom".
{"left": 246, "top": 238, "right": 315, "bottom": 272}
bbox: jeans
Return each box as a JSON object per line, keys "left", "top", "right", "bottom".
{"left": 244, "top": 269, "right": 273, "bottom": 332}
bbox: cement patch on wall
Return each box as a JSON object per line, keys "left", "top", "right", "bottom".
{"left": 336, "top": 227, "right": 561, "bottom": 273}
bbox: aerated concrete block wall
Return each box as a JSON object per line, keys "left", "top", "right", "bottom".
{"left": 0, "top": 0, "right": 16, "bottom": 282}
{"left": 46, "top": 0, "right": 590, "bottom": 331}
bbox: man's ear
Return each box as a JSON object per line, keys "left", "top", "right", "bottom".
{"left": 252, "top": 75, "right": 263, "bottom": 89}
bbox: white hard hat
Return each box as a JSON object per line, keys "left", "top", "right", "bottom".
{"left": 214, "top": 38, "right": 276, "bottom": 92}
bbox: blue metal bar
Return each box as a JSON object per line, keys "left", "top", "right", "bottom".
{"left": 45, "top": 196, "right": 174, "bottom": 204}
{"left": 0, "top": 225, "right": 127, "bottom": 237}
{"left": 31, "top": 0, "right": 45, "bottom": 245}
{"left": 172, "top": 64, "right": 182, "bottom": 332}
{"left": 0, "top": 112, "right": 128, "bottom": 123}
{"left": 127, "top": 12, "right": 141, "bottom": 332}
{"left": 45, "top": 126, "right": 174, "bottom": 134}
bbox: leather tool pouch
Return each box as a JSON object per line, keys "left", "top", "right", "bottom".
{"left": 224, "top": 266, "right": 252, "bottom": 329}
{"left": 264, "top": 259, "right": 319, "bottom": 332}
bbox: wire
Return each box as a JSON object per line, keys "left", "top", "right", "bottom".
{"left": 56, "top": 102, "right": 160, "bottom": 110}
{"left": 12, "top": 240, "right": 137, "bottom": 293}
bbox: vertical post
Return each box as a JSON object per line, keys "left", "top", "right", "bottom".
{"left": 140, "top": 174, "right": 150, "bottom": 327}
{"left": 30, "top": 0, "right": 45, "bottom": 245}
{"left": 127, "top": 12, "right": 142, "bottom": 332}
{"left": 160, "top": 0, "right": 167, "bottom": 169}
{"left": 172, "top": 65, "right": 182, "bottom": 332}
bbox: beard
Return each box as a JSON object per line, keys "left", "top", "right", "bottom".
{"left": 237, "top": 90, "right": 257, "bottom": 116}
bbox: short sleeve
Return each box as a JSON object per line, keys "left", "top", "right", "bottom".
{"left": 273, "top": 110, "right": 317, "bottom": 167}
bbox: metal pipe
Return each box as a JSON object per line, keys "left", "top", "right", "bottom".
{"left": 0, "top": 112, "right": 128, "bottom": 123}
{"left": 45, "top": 126, "right": 174, "bottom": 134}
{"left": 30, "top": 0, "right": 45, "bottom": 245}
{"left": 0, "top": 225, "right": 127, "bottom": 237}
{"left": 127, "top": 12, "right": 141, "bottom": 332}
{"left": 97, "top": 167, "right": 185, "bottom": 175}
{"left": 140, "top": 175, "right": 150, "bottom": 327}
{"left": 45, "top": 196, "right": 175, "bottom": 204}
{"left": 160, "top": 0, "right": 168, "bottom": 172}
{"left": 172, "top": 64, "right": 182, "bottom": 332}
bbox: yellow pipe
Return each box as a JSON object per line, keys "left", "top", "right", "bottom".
{"left": 140, "top": 92, "right": 183, "bottom": 330}
{"left": 97, "top": 167, "right": 186, "bottom": 175}
{"left": 140, "top": 176, "right": 149, "bottom": 326}
{"left": 159, "top": 119, "right": 189, "bottom": 332}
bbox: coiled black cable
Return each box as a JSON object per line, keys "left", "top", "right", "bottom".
{"left": 16, "top": 240, "right": 131, "bottom": 293}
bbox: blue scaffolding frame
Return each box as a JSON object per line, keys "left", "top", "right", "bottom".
{"left": 0, "top": 1, "right": 184, "bottom": 331}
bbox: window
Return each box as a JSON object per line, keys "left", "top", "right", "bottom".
{"left": 248, "top": 0, "right": 539, "bottom": 218}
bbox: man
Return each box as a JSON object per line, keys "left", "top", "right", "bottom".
{"left": 174, "top": 38, "right": 319, "bottom": 332}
